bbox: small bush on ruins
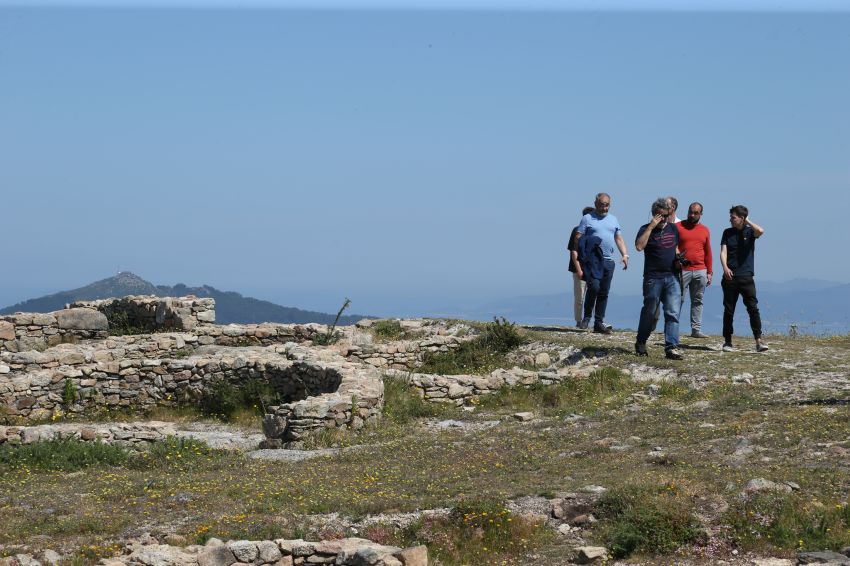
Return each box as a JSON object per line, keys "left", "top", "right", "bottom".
{"left": 105, "top": 310, "right": 149, "bottom": 336}
{"left": 0, "top": 439, "right": 128, "bottom": 472}
{"left": 725, "top": 491, "right": 850, "bottom": 553}
{"left": 593, "top": 483, "right": 704, "bottom": 558}
{"left": 371, "top": 319, "right": 405, "bottom": 341}
{"left": 418, "top": 317, "right": 526, "bottom": 375}
{"left": 394, "top": 497, "right": 553, "bottom": 564}
{"left": 199, "top": 378, "right": 240, "bottom": 420}
{"left": 313, "top": 297, "right": 351, "bottom": 346}
{"left": 63, "top": 377, "right": 78, "bottom": 406}
{"left": 199, "top": 377, "right": 278, "bottom": 422}
{"left": 478, "top": 316, "right": 524, "bottom": 352}
{"left": 382, "top": 375, "right": 456, "bottom": 424}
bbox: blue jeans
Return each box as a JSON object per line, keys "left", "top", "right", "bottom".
{"left": 583, "top": 258, "right": 615, "bottom": 325}
{"left": 636, "top": 274, "right": 681, "bottom": 350}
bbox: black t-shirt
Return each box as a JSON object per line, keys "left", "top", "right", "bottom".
{"left": 567, "top": 225, "right": 580, "bottom": 273}
{"left": 636, "top": 222, "right": 679, "bottom": 278}
{"left": 721, "top": 226, "right": 756, "bottom": 277}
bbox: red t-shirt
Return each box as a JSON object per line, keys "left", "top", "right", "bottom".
{"left": 676, "top": 221, "right": 712, "bottom": 274}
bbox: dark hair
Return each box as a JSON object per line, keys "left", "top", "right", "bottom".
{"left": 730, "top": 204, "right": 748, "bottom": 217}
{"left": 582, "top": 206, "right": 594, "bottom": 215}
{"left": 667, "top": 196, "right": 678, "bottom": 210}
{"left": 651, "top": 197, "right": 669, "bottom": 216}
{"left": 689, "top": 202, "right": 704, "bottom": 214}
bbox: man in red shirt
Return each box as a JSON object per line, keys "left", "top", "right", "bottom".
{"left": 676, "top": 202, "right": 713, "bottom": 338}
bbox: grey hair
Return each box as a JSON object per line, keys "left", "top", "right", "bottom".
{"left": 666, "top": 196, "right": 678, "bottom": 210}
{"left": 594, "top": 192, "right": 610, "bottom": 203}
{"left": 651, "top": 197, "right": 669, "bottom": 216}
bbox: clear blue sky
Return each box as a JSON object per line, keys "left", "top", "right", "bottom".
{"left": 1, "top": 1, "right": 848, "bottom": 316}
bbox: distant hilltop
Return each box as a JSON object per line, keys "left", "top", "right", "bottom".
{"left": 0, "top": 272, "right": 367, "bottom": 326}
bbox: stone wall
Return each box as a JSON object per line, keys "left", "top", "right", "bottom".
{"left": 0, "top": 334, "right": 384, "bottom": 446}
{"left": 383, "top": 344, "right": 590, "bottom": 406}
{"left": 71, "top": 295, "right": 215, "bottom": 332}
{"left": 103, "top": 536, "right": 427, "bottom": 566}
{"left": 0, "top": 421, "right": 176, "bottom": 448}
{"left": 344, "top": 334, "right": 463, "bottom": 370}
{"left": 0, "top": 309, "right": 108, "bottom": 353}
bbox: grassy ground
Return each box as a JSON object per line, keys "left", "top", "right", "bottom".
{"left": 2, "top": 328, "right": 850, "bottom": 564}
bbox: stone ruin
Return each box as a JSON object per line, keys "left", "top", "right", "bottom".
{"left": 1, "top": 294, "right": 592, "bottom": 448}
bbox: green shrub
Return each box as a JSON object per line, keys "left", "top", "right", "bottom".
{"left": 199, "top": 378, "right": 240, "bottom": 420}
{"left": 594, "top": 484, "right": 704, "bottom": 558}
{"left": 371, "top": 320, "right": 405, "bottom": 341}
{"left": 63, "top": 378, "right": 78, "bottom": 406}
{"left": 313, "top": 298, "right": 351, "bottom": 345}
{"left": 0, "top": 439, "right": 128, "bottom": 472}
{"left": 199, "top": 377, "right": 278, "bottom": 422}
{"left": 418, "top": 317, "right": 526, "bottom": 375}
{"left": 382, "top": 376, "right": 455, "bottom": 424}
{"left": 478, "top": 317, "right": 523, "bottom": 352}
{"left": 105, "top": 310, "right": 148, "bottom": 336}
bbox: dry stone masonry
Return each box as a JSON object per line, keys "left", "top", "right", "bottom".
{"left": 71, "top": 296, "right": 216, "bottom": 331}
{"left": 0, "top": 421, "right": 176, "bottom": 448}
{"left": 0, "top": 309, "right": 108, "bottom": 353}
{"left": 0, "top": 296, "right": 594, "bottom": 446}
{"left": 2, "top": 537, "right": 428, "bottom": 566}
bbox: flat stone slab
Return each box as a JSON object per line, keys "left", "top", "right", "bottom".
{"left": 55, "top": 308, "right": 108, "bottom": 331}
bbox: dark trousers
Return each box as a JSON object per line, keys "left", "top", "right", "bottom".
{"left": 583, "top": 259, "right": 615, "bottom": 324}
{"left": 721, "top": 276, "right": 762, "bottom": 342}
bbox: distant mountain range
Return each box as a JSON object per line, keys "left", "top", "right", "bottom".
{"left": 0, "top": 272, "right": 367, "bottom": 326}
{"left": 451, "top": 278, "right": 850, "bottom": 336}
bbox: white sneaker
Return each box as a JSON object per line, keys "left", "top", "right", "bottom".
{"left": 756, "top": 342, "right": 769, "bottom": 352}
{"left": 722, "top": 343, "right": 734, "bottom": 352}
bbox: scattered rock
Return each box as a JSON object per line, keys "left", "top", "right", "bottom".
{"left": 742, "top": 478, "right": 793, "bottom": 497}
{"left": 797, "top": 550, "right": 850, "bottom": 564}
{"left": 574, "top": 546, "right": 608, "bottom": 563}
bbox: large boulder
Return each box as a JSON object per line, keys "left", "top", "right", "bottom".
{"left": 55, "top": 308, "right": 108, "bottom": 331}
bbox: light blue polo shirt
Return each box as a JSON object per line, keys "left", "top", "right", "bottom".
{"left": 576, "top": 212, "right": 622, "bottom": 259}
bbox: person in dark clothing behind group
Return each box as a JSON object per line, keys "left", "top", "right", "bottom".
{"left": 568, "top": 206, "right": 595, "bottom": 326}
{"left": 572, "top": 193, "right": 630, "bottom": 333}
{"left": 720, "top": 205, "right": 769, "bottom": 353}
{"left": 634, "top": 198, "right": 683, "bottom": 360}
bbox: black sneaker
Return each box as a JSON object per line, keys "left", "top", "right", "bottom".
{"left": 577, "top": 319, "right": 590, "bottom": 330}
{"left": 594, "top": 324, "right": 612, "bottom": 335}
{"left": 665, "top": 348, "right": 683, "bottom": 360}
{"left": 635, "top": 342, "right": 648, "bottom": 356}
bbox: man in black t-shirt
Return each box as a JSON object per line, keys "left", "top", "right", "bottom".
{"left": 634, "top": 198, "right": 683, "bottom": 360}
{"left": 719, "top": 204, "right": 768, "bottom": 353}
{"left": 568, "top": 206, "right": 595, "bottom": 326}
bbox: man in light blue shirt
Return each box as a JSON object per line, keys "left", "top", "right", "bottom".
{"left": 573, "top": 192, "right": 630, "bottom": 333}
